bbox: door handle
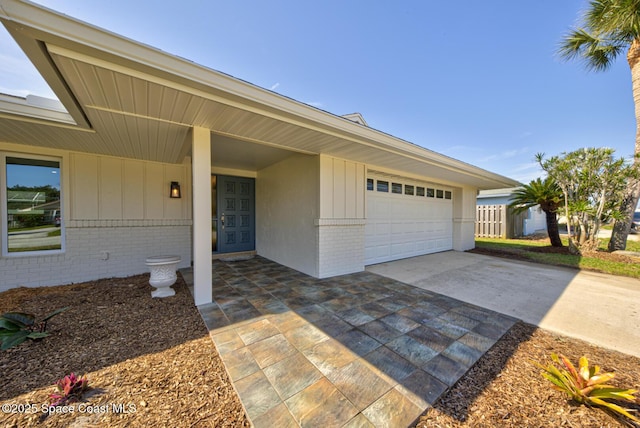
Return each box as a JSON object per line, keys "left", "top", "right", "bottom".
{"left": 221, "top": 213, "right": 225, "bottom": 228}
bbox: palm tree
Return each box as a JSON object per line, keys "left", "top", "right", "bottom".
{"left": 559, "top": 0, "right": 640, "bottom": 251}
{"left": 508, "top": 177, "right": 564, "bottom": 247}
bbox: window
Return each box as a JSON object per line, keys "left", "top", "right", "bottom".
{"left": 391, "top": 183, "right": 402, "bottom": 194}
{"left": 404, "top": 185, "right": 414, "bottom": 196}
{"left": 445, "top": 191, "right": 452, "bottom": 200}
{"left": 2, "top": 154, "right": 63, "bottom": 255}
{"left": 376, "top": 180, "right": 389, "bottom": 192}
{"left": 416, "top": 186, "right": 425, "bottom": 197}
{"left": 426, "top": 188, "right": 435, "bottom": 198}
{"left": 436, "top": 189, "right": 444, "bottom": 199}
{"left": 367, "top": 178, "right": 374, "bottom": 191}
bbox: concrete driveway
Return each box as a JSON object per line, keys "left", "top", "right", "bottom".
{"left": 367, "top": 251, "right": 640, "bottom": 357}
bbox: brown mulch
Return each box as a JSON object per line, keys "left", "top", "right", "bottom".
{"left": 1, "top": 264, "right": 639, "bottom": 427}
{"left": 0, "top": 275, "right": 249, "bottom": 428}
{"left": 416, "top": 322, "right": 640, "bottom": 428}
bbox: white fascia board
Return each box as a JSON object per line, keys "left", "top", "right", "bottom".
{"left": 0, "top": 93, "right": 75, "bottom": 124}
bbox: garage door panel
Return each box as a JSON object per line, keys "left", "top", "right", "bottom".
{"left": 365, "top": 178, "right": 453, "bottom": 265}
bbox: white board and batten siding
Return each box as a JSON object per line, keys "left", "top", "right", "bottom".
{"left": 365, "top": 173, "right": 453, "bottom": 265}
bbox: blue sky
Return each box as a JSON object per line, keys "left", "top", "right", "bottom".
{"left": 0, "top": 0, "right": 636, "bottom": 184}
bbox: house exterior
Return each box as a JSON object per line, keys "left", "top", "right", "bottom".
{"left": 476, "top": 188, "right": 547, "bottom": 238}
{"left": 0, "top": 0, "right": 518, "bottom": 305}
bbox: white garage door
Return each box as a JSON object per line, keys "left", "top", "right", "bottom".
{"left": 365, "top": 176, "right": 453, "bottom": 265}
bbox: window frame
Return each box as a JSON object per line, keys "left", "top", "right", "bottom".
{"left": 1, "top": 152, "right": 65, "bottom": 257}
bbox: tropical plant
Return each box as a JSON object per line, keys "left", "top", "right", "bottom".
{"left": 559, "top": 0, "right": 640, "bottom": 251}
{"left": 537, "top": 148, "right": 639, "bottom": 253}
{"left": 508, "top": 177, "right": 564, "bottom": 247}
{"left": 49, "top": 373, "right": 89, "bottom": 406}
{"left": 0, "top": 307, "right": 69, "bottom": 350}
{"left": 535, "top": 353, "right": 638, "bottom": 422}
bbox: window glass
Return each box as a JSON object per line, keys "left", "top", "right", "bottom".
{"left": 436, "top": 189, "right": 444, "bottom": 199}
{"left": 416, "top": 186, "right": 425, "bottom": 196}
{"left": 404, "top": 185, "right": 414, "bottom": 196}
{"left": 4, "top": 156, "right": 62, "bottom": 253}
{"left": 376, "top": 180, "right": 389, "bottom": 192}
{"left": 445, "top": 191, "right": 452, "bottom": 200}
{"left": 426, "top": 188, "right": 435, "bottom": 198}
{"left": 367, "top": 178, "right": 374, "bottom": 191}
{"left": 391, "top": 183, "right": 402, "bottom": 194}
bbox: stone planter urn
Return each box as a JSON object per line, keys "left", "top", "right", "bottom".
{"left": 145, "top": 255, "right": 181, "bottom": 298}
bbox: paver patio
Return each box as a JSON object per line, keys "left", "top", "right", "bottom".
{"left": 182, "top": 256, "right": 516, "bottom": 427}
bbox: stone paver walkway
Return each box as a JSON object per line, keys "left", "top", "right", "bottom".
{"left": 183, "top": 256, "right": 516, "bottom": 427}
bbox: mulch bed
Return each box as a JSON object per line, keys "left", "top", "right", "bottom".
{"left": 0, "top": 275, "right": 249, "bottom": 428}
{"left": 0, "top": 265, "right": 638, "bottom": 427}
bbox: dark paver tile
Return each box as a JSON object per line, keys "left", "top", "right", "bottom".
{"left": 380, "top": 313, "right": 420, "bottom": 334}
{"left": 295, "top": 304, "right": 331, "bottom": 322}
{"left": 335, "top": 307, "right": 375, "bottom": 326}
{"left": 335, "top": 329, "right": 382, "bottom": 356}
{"left": 458, "top": 331, "right": 496, "bottom": 352}
{"left": 398, "top": 368, "right": 448, "bottom": 407}
{"left": 224, "top": 305, "right": 262, "bottom": 323}
{"left": 364, "top": 346, "right": 416, "bottom": 382}
{"left": 359, "top": 302, "right": 393, "bottom": 319}
{"left": 386, "top": 335, "right": 438, "bottom": 367}
{"left": 359, "top": 320, "right": 403, "bottom": 344}
{"left": 472, "top": 320, "right": 511, "bottom": 340}
{"left": 421, "top": 317, "right": 469, "bottom": 339}
{"left": 199, "top": 304, "right": 230, "bottom": 330}
{"left": 422, "top": 354, "right": 469, "bottom": 386}
{"left": 438, "top": 311, "right": 480, "bottom": 330}
{"left": 442, "top": 341, "right": 484, "bottom": 369}
{"left": 407, "top": 325, "right": 455, "bottom": 352}
{"left": 314, "top": 314, "right": 353, "bottom": 337}
{"left": 397, "top": 306, "right": 436, "bottom": 325}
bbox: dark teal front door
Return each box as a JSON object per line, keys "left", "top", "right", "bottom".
{"left": 216, "top": 175, "right": 255, "bottom": 253}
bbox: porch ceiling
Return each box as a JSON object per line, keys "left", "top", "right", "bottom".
{"left": 0, "top": 0, "right": 519, "bottom": 189}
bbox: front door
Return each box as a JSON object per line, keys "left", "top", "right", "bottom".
{"left": 216, "top": 175, "right": 255, "bottom": 253}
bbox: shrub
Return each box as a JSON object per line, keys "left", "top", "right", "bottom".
{"left": 535, "top": 353, "right": 638, "bottom": 422}
{"left": 49, "top": 373, "right": 89, "bottom": 406}
{"left": 0, "top": 307, "right": 69, "bottom": 350}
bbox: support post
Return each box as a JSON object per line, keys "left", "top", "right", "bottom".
{"left": 192, "top": 127, "right": 212, "bottom": 305}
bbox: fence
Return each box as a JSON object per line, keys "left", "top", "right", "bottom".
{"left": 475, "top": 204, "right": 526, "bottom": 238}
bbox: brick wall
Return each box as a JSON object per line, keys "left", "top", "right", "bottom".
{"left": 315, "top": 219, "right": 365, "bottom": 278}
{"left": 0, "top": 221, "right": 191, "bottom": 292}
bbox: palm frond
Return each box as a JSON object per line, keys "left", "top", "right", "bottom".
{"left": 559, "top": 28, "right": 625, "bottom": 71}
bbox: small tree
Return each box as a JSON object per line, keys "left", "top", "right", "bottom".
{"left": 559, "top": 0, "right": 640, "bottom": 251}
{"left": 537, "top": 148, "right": 639, "bottom": 253}
{"left": 508, "top": 177, "right": 564, "bottom": 247}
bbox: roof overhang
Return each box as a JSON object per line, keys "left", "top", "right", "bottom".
{"left": 0, "top": 0, "right": 519, "bottom": 189}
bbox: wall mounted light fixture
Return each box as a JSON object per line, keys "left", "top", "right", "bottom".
{"left": 170, "top": 181, "right": 181, "bottom": 198}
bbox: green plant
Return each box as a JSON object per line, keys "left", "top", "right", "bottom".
{"left": 49, "top": 373, "right": 88, "bottom": 406}
{"left": 535, "top": 353, "right": 638, "bottom": 422}
{"left": 0, "top": 307, "right": 69, "bottom": 350}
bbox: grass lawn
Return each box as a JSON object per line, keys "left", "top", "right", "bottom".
{"left": 474, "top": 236, "right": 640, "bottom": 279}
